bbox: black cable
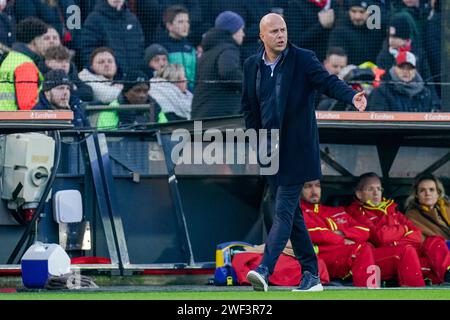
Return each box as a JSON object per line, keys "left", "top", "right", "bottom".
{"left": 7, "top": 130, "right": 62, "bottom": 264}
{"left": 24, "top": 224, "right": 36, "bottom": 252}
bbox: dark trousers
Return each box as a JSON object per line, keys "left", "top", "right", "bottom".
{"left": 261, "top": 176, "right": 318, "bottom": 276}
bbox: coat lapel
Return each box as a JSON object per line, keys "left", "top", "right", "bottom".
{"left": 277, "top": 47, "right": 295, "bottom": 128}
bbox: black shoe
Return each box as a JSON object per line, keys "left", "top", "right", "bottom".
{"left": 246, "top": 264, "right": 269, "bottom": 292}
{"left": 292, "top": 270, "right": 324, "bottom": 292}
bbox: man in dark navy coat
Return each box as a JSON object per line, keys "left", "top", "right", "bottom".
{"left": 244, "top": 13, "right": 366, "bottom": 292}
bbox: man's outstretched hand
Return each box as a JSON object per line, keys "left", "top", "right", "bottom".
{"left": 352, "top": 91, "right": 367, "bottom": 112}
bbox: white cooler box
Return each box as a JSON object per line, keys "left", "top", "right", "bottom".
{"left": 21, "top": 242, "right": 71, "bottom": 288}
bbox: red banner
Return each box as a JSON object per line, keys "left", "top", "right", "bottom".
{"left": 0, "top": 111, "right": 73, "bottom": 121}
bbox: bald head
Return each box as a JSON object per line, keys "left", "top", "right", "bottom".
{"left": 259, "top": 13, "right": 287, "bottom": 61}
{"left": 259, "top": 13, "right": 285, "bottom": 33}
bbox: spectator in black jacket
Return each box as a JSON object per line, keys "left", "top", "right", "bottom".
{"left": 42, "top": 45, "right": 94, "bottom": 102}
{"left": 79, "top": 0, "right": 144, "bottom": 75}
{"left": 392, "top": 0, "right": 430, "bottom": 42}
{"left": 115, "top": 70, "right": 163, "bottom": 127}
{"left": 0, "top": 0, "right": 15, "bottom": 47}
{"left": 328, "top": 0, "right": 384, "bottom": 65}
{"left": 284, "top": 0, "right": 336, "bottom": 62}
{"left": 203, "top": 0, "right": 271, "bottom": 60}
{"left": 368, "top": 51, "right": 435, "bottom": 112}
{"left": 77, "top": 0, "right": 97, "bottom": 23}
{"left": 376, "top": 14, "right": 432, "bottom": 84}
{"left": 191, "top": 11, "right": 245, "bottom": 119}
{"left": 134, "top": 0, "right": 161, "bottom": 46}
{"left": 316, "top": 47, "right": 353, "bottom": 111}
{"left": 14, "top": 0, "right": 75, "bottom": 46}
{"left": 33, "top": 69, "right": 90, "bottom": 128}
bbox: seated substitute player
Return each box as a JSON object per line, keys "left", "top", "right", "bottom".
{"left": 346, "top": 172, "right": 450, "bottom": 285}
{"left": 300, "top": 179, "right": 376, "bottom": 287}
{"left": 301, "top": 179, "right": 427, "bottom": 287}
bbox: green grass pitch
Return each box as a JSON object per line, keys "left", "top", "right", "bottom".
{"left": 1, "top": 289, "right": 449, "bottom": 300}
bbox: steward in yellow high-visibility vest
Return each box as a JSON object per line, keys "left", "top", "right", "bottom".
{"left": 0, "top": 18, "right": 49, "bottom": 110}
{"left": 0, "top": 50, "right": 43, "bottom": 110}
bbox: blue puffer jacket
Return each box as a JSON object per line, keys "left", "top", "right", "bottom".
{"left": 14, "top": 0, "right": 75, "bottom": 37}
{"left": 79, "top": 0, "right": 144, "bottom": 75}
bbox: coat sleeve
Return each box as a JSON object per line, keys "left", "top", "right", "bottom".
{"left": 340, "top": 214, "right": 371, "bottom": 243}
{"left": 217, "top": 48, "right": 243, "bottom": 91}
{"left": 307, "top": 226, "right": 345, "bottom": 245}
{"left": 73, "top": 80, "right": 94, "bottom": 103}
{"left": 304, "top": 212, "right": 345, "bottom": 245}
{"left": 405, "top": 209, "right": 436, "bottom": 238}
{"left": 370, "top": 213, "right": 422, "bottom": 247}
{"left": 79, "top": 14, "right": 104, "bottom": 68}
{"left": 14, "top": 62, "right": 40, "bottom": 110}
{"left": 393, "top": 212, "right": 423, "bottom": 247}
{"left": 72, "top": 100, "right": 91, "bottom": 129}
{"left": 78, "top": 70, "right": 121, "bottom": 104}
{"left": 327, "top": 26, "right": 348, "bottom": 57}
{"left": 304, "top": 50, "right": 356, "bottom": 106}
{"left": 346, "top": 204, "right": 376, "bottom": 230}
{"left": 375, "top": 49, "right": 391, "bottom": 71}
{"left": 241, "top": 58, "right": 260, "bottom": 130}
{"left": 32, "top": 102, "right": 46, "bottom": 110}
{"left": 369, "top": 214, "right": 404, "bottom": 246}
{"left": 71, "top": 68, "right": 94, "bottom": 102}
{"left": 367, "top": 87, "right": 388, "bottom": 111}
{"left": 134, "top": 16, "right": 145, "bottom": 62}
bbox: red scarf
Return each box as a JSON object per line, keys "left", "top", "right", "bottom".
{"left": 398, "top": 39, "right": 412, "bottom": 53}
{"left": 308, "top": 0, "right": 329, "bottom": 9}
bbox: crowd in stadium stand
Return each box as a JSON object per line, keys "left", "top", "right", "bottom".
{"left": 0, "top": 0, "right": 443, "bottom": 128}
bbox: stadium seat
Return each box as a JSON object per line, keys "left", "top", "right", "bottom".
{"left": 323, "top": 194, "right": 354, "bottom": 207}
